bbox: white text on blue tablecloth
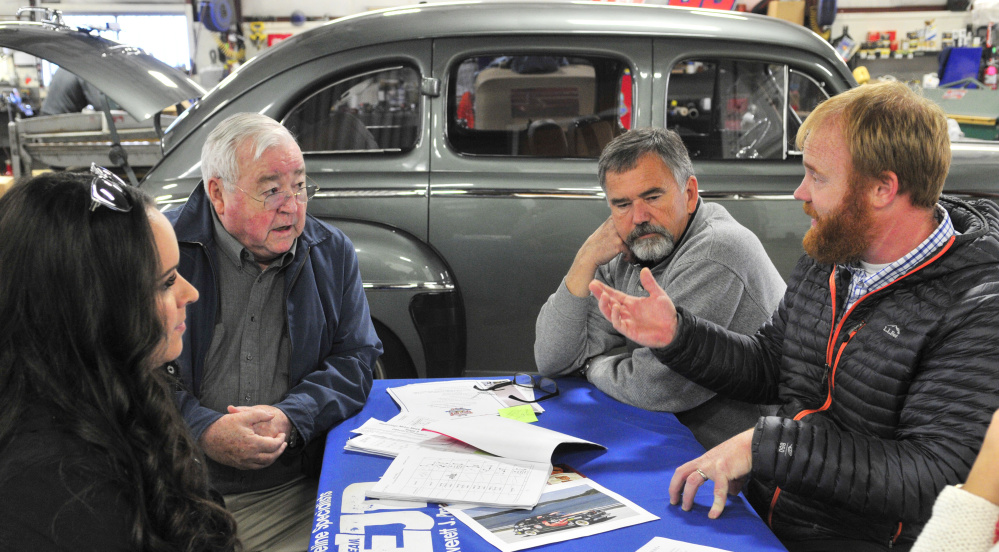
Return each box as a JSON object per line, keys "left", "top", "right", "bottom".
{"left": 437, "top": 507, "right": 462, "bottom": 551}
{"left": 311, "top": 482, "right": 465, "bottom": 552}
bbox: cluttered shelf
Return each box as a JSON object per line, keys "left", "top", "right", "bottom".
{"left": 828, "top": 16, "right": 999, "bottom": 142}
{"left": 850, "top": 50, "right": 942, "bottom": 83}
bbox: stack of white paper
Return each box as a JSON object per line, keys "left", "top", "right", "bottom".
{"left": 423, "top": 415, "right": 604, "bottom": 463}
{"left": 366, "top": 449, "right": 553, "bottom": 509}
{"left": 349, "top": 381, "right": 605, "bottom": 510}
{"left": 344, "top": 415, "right": 479, "bottom": 458}
{"left": 364, "top": 414, "right": 606, "bottom": 509}
{"left": 387, "top": 379, "right": 543, "bottom": 419}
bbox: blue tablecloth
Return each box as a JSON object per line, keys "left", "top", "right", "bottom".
{"left": 309, "top": 378, "right": 787, "bottom": 552}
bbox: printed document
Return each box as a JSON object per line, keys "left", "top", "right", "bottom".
{"left": 425, "top": 415, "right": 605, "bottom": 463}
{"left": 387, "top": 380, "right": 513, "bottom": 418}
{"left": 344, "top": 417, "right": 479, "bottom": 457}
{"left": 446, "top": 478, "right": 660, "bottom": 552}
{"left": 387, "top": 379, "right": 544, "bottom": 419}
{"left": 366, "top": 449, "right": 551, "bottom": 509}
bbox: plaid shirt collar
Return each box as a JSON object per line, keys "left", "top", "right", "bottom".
{"left": 843, "top": 204, "right": 956, "bottom": 312}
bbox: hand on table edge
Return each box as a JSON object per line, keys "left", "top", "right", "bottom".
{"left": 669, "top": 427, "right": 754, "bottom": 519}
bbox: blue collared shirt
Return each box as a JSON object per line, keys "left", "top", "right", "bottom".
{"left": 843, "top": 204, "right": 957, "bottom": 313}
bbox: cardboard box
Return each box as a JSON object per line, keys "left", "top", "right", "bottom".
{"left": 0, "top": 176, "right": 14, "bottom": 198}
{"left": 767, "top": 1, "right": 806, "bottom": 26}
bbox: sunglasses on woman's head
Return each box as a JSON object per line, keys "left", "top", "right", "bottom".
{"left": 89, "top": 163, "right": 133, "bottom": 213}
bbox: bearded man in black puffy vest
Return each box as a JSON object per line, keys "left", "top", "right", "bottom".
{"left": 589, "top": 81, "right": 999, "bottom": 552}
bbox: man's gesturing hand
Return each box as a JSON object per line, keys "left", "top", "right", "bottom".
{"left": 589, "top": 267, "right": 678, "bottom": 348}
{"left": 199, "top": 407, "right": 288, "bottom": 470}
{"left": 565, "top": 217, "right": 629, "bottom": 297}
{"left": 669, "top": 428, "right": 754, "bottom": 519}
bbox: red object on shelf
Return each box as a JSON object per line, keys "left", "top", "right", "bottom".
{"left": 698, "top": 0, "right": 737, "bottom": 8}
{"left": 267, "top": 33, "right": 292, "bottom": 47}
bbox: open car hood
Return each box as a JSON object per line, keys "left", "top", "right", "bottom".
{"left": 0, "top": 20, "right": 204, "bottom": 121}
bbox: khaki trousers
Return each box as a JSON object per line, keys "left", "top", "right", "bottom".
{"left": 224, "top": 476, "right": 318, "bottom": 552}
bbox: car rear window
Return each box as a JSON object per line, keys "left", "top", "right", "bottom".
{"left": 667, "top": 59, "right": 828, "bottom": 161}
{"left": 447, "top": 55, "right": 632, "bottom": 158}
{"left": 283, "top": 66, "right": 420, "bottom": 154}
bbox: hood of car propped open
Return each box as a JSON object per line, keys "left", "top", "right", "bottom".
{"left": 0, "top": 19, "right": 205, "bottom": 121}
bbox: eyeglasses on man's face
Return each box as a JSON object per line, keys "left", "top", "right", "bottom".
{"left": 89, "top": 163, "right": 133, "bottom": 213}
{"left": 232, "top": 179, "right": 320, "bottom": 211}
{"left": 474, "top": 373, "right": 559, "bottom": 404}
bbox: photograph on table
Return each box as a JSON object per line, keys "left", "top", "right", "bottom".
{"left": 447, "top": 478, "right": 658, "bottom": 552}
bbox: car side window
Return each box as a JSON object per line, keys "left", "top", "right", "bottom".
{"left": 668, "top": 59, "right": 795, "bottom": 160}
{"left": 447, "top": 55, "right": 632, "bottom": 157}
{"left": 787, "top": 69, "right": 829, "bottom": 154}
{"left": 283, "top": 66, "right": 420, "bottom": 154}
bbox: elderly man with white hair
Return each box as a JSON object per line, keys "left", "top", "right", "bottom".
{"left": 166, "top": 112, "right": 382, "bottom": 551}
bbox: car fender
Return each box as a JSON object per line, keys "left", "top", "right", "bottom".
{"left": 326, "top": 218, "right": 464, "bottom": 379}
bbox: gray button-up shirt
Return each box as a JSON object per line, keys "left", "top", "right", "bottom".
{"left": 201, "top": 209, "right": 300, "bottom": 494}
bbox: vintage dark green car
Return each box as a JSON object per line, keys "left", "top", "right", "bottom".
{"left": 9, "top": 3, "right": 997, "bottom": 380}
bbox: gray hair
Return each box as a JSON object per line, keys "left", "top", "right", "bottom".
{"left": 597, "top": 127, "right": 694, "bottom": 191}
{"left": 200, "top": 113, "right": 298, "bottom": 190}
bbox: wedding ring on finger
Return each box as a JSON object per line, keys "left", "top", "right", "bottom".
{"left": 696, "top": 468, "right": 710, "bottom": 481}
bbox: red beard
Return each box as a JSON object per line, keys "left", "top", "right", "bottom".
{"left": 802, "top": 183, "right": 874, "bottom": 265}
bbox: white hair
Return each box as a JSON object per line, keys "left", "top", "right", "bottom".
{"left": 200, "top": 113, "right": 298, "bottom": 191}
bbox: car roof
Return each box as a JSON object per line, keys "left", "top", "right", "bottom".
{"left": 166, "top": 1, "right": 847, "bottom": 145}
{"left": 272, "top": 0, "right": 831, "bottom": 51}
{"left": 0, "top": 19, "right": 204, "bottom": 121}
{"left": 255, "top": 1, "right": 838, "bottom": 63}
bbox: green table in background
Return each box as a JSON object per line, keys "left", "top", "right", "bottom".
{"left": 922, "top": 86, "right": 999, "bottom": 140}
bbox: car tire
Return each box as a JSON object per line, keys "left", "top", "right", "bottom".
{"left": 522, "top": 530, "right": 537, "bottom": 536}
{"left": 573, "top": 520, "right": 589, "bottom": 526}
{"left": 372, "top": 321, "right": 417, "bottom": 379}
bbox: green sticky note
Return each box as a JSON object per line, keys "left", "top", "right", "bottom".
{"left": 498, "top": 405, "right": 538, "bottom": 423}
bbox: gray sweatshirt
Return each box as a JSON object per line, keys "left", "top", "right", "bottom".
{"left": 534, "top": 201, "right": 785, "bottom": 447}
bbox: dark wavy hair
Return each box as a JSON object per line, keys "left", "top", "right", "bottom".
{"left": 0, "top": 171, "right": 239, "bottom": 551}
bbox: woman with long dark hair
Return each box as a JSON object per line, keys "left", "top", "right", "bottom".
{"left": 0, "top": 168, "right": 239, "bottom": 551}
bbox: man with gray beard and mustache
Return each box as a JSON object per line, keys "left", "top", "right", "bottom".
{"left": 534, "top": 128, "right": 784, "bottom": 449}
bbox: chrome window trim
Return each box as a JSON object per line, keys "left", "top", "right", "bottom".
{"left": 698, "top": 192, "right": 798, "bottom": 200}
{"left": 164, "top": 188, "right": 805, "bottom": 203}
{"left": 781, "top": 64, "right": 789, "bottom": 161}
{"left": 315, "top": 189, "right": 428, "bottom": 199}
{"left": 430, "top": 188, "right": 604, "bottom": 199}
{"left": 786, "top": 69, "right": 830, "bottom": 156}
{"left": 303, "top": 148, "right": 404, "bottom": 155}
{"left": 426, "top": 188, "right": 800, "bottom": 200}
{"left": 363, "top": 282, "right": 456, "bottom": 290}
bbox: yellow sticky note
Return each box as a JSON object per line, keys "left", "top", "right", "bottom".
{"left": 498, "top": 405, "right": 538, "bottom": 423}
